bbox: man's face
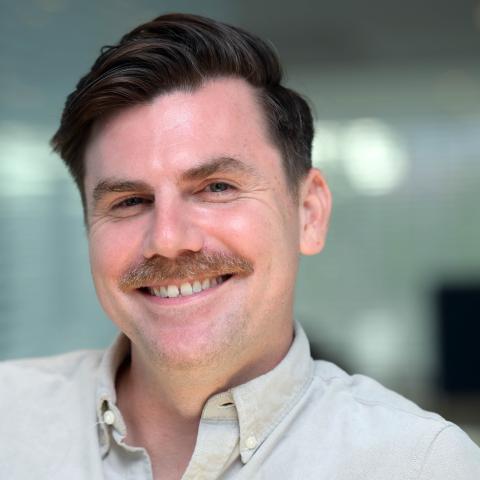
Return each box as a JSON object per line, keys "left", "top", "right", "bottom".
{"left": 84, "top": 77, "right": 310, "bottom": 377}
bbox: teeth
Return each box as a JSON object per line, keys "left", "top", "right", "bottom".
{"left": 167, "top": 285, "right": 180, "bottom": 298}
{"left": 180, "top": 282, "right": 193, "bottom": 296}
{"left": 149, "top": 275, "right": 228, "bottom": 298}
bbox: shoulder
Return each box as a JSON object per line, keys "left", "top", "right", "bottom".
{"left": 0, "top": 350, "right": 105, "bottom": 478}
{"left": 0, "top": 349, "right": 104, "bottom": 392}
{"left": 311, "top": 359, "right": 445, "bottom": 423}
{"left": 0, "top": 348, "right": 104, "bottom": 372}
{"left": 301, "top": 360, "right": 480, "bottom": 478}
{"left": 0, "top": 349, "right": 104, "bottom": 412}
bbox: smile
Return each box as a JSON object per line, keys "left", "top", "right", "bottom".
{"left": 141, "top": 274, "right": 232, "bottom": 298}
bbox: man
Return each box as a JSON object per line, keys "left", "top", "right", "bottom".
{"left": 1, "top": 13, "right": 479, "bottom": 480}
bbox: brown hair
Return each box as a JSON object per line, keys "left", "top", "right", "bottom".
{"left": 51, "top": 13, "right": 313, "bottom": 209}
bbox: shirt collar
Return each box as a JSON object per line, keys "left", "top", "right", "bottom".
{"left": 229, "top": 323, "right": 314, "bottom": 462}
{"left": 95, "top": 322, "right": 314, "bottom": 462}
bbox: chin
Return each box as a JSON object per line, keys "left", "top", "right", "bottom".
{"left": 130, "top": 312, "right": 250, "bottom": 371}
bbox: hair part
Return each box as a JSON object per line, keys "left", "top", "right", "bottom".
{"left": 50, "top": 13, "right": 314, "bottom": 211}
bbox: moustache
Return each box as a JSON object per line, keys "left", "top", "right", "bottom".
{"left": 119, "top": 250, "right": 254, "bottom": 291}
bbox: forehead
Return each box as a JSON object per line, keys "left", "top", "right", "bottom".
{"left": 84, "top": 77, "right": 282, "bottom": 186}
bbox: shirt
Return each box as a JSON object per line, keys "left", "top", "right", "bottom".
{"left": 1, "top": 323, "right": 479, "bottom": 479}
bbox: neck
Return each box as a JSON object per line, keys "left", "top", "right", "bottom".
{"left": 115, "top": 324, "right": 294, "bottom": 478}
{"left": 116, "top": 355, "right": 213, "bottom": 480}
{"left": 118, "top": 352, "right": 231, "bottom": 423}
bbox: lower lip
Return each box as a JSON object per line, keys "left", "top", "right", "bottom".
{"left": 137, "top": 275, "right": 233, "bottom": 306}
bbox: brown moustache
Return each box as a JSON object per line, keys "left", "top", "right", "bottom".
{"left": 119, "top": 250, "right": 254, "bottom": 291}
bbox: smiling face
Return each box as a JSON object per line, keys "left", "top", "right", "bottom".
{"left": 84, "top": 77, "right": 330, "bottom": 381}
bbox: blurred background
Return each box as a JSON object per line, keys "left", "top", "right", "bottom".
{"left": 1, "top": 0, "right": 479, "bottom": 443}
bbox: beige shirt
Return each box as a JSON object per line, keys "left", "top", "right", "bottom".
{"left": 1, "top": 324, "right": 479, "bottom": 479}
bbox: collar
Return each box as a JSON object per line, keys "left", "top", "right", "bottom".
{"left": 229, "top": 324, "right": 314, "bottom": 462}
{"left": 95, "top": 323, "right": 314, "bottom": 463}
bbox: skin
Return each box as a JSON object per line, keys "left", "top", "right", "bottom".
{"left": 84, "top": 77, "right": 331, "bottom": 479}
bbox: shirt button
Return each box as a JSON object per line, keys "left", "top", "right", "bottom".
{"left": 103, "top": 410, "right": 116, "bottom": 425}
{"left": 245, "top": 435, "right": 257, "bottom": 449}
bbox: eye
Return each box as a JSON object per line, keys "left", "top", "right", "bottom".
{"left": 204, "top": 182, "right": 233, "bottom": 193}
{"left": 112, "top": 196, "right": 152, "bottom": 209}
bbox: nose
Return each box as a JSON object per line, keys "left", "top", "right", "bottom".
{"left": 142, "top": 195, "right": 204, "bottom": 259}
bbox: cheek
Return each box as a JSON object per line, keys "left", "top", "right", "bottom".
{"left": 197, "top": 201, "right": 297, "bottom": 262}
{"left": 88, "top": 222, "right": 143, "bottom": 281}
{"left": 203, "top": 205, "right": 269, "bottom": 246}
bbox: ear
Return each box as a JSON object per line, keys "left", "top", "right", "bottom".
{"left": 298, "top": 168, "right": 332, "bottom": 255}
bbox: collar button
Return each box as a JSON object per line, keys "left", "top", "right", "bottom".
{"left": 245, "top": 435, "right": 257, "bottom": 450}
{"left": 103, "top": 410, "right": 116, "bottom": 425}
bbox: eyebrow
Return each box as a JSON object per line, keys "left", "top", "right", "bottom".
{"left": 91, "top": 157, "right": 260, "bottom": 207}
{"left": 92, "top": 180, "right": 152, "bottom": 207}
{"left": 180, "top": 156, "right": 260, "bottom": 182}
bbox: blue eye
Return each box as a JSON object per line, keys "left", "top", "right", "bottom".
{"left": 206, "top": 182, "right": 231, "bottom": 193}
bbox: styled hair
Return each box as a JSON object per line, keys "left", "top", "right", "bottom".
{"left": 51, "top": 13, "right": 313, "bottom": 209}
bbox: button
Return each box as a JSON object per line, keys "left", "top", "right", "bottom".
{"left": 245, "top": 435, "right": 257, "bottom": 449}
{"left": 103, "top": 410, "right": 115, "bottom": 425}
